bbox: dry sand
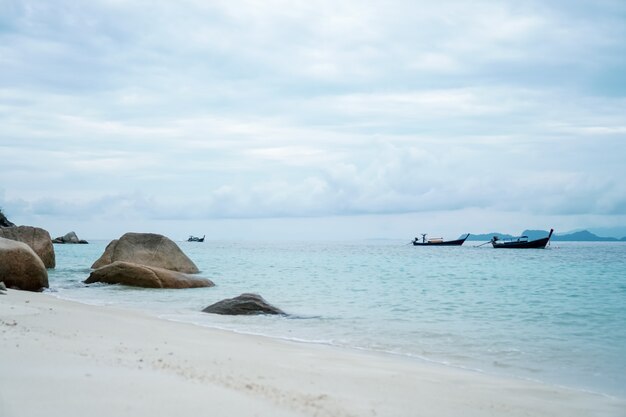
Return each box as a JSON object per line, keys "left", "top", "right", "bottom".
{"left": 1, "top": 289, "right": 624, "bottom": 417}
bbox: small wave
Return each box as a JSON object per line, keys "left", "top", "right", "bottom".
{"left": 286, "top": 314, "right": 334, "bottom": 320}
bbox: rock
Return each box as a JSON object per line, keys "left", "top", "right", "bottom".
{"left": 0, "top": 237, "right": 49, "bottom": 292}
{"left": 52, "top": 231, "right": 88, "bottom": 244}
{"left": 202, "top": 293, "right": 285, "bottom": 315}
{"left": 0, "top": 226, "right": 55, "bottom": 268}
{"left": 84, "top": 261, "right": 214, "bottom": 289}
{"left": 91, "top": 232, "right": 199, "bottom": 273}
{"left": 0, "top": 211, "right": 15, "bottom": 227}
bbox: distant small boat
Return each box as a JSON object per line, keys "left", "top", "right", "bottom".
{"left": 187, "top": 235, "right": 205, "bottom": 242}
{"left": 412, "top": 233, "right": 469, "bottom": 246}
{"left": 491, "top": 229, "right": 553, "bottom": 249}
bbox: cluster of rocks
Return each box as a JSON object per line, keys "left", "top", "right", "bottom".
{"left": 0, "top": 210, "right": 285, "bottom": 315}
{"left": 0, "top": 226, "right": 55, "bottom": 268}
{"left": 52, "top": 231, "right": 88, "bottom": 244}
{"left": 85, "top": 233, "right": 284, "bottom": 314}
{"left": 85, "top": 232, "right": 212, "bottom": 289}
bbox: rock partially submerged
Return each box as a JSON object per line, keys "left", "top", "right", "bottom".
{"left": 0, "top": 226, "right": 55, "bottom": 268}
{"left": 202, "top": 293, "right": 285, "bottom": 315}
{"left": 0, "top": 237, "right": 49, "bottom": 292}
{"left": 85, "top": 261, "right": 214, "bottom": 289}
{"left": 92, "top": 232, "right": 199, "bottom": 273}
{"left": 53, "top": 231, "right": 88, "bottom": 244}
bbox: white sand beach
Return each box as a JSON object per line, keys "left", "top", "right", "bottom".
{"left": 1, "top": 289, "right": 623, "bottom": 417}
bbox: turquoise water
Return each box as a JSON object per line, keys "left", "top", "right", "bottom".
{"left": 48, "top": 240, "right": 626, "bottom": 398}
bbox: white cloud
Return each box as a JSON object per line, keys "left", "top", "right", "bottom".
{"left": 1, "top": 0, "right": 625, "bottom": 238}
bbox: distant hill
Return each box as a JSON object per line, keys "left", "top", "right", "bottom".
{"left": 587, "top": 226, "right": 626, "bottom": 239}
{"left": 465, "top": 229, "right": 624, "bottom": 242}
{"left": 466, "top": 230, "right": 551, "bottom": 241}
{"left": 521, "top": 230, "right": 552, "bottom": 240}
{"left": 466, "top": 232, "right": 514, "bottom": 241}
{"left": 552, "top": 230, "right": 619, "bottom": 242}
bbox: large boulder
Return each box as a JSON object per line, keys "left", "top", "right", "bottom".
{"left": 52, "top": 231, "right": 88, "bottom": 244}
{"left": 0, "top": 226, "right": 55, "bottom": 268}
{"left": 0, "top": 237, "right": 49, "bottom": 292}
{"left": 91, "top": 232, "right": 199, "bottom": 273}
{"left": 85, "top": 261, "right": 214, "bottom": 289}
{"left": 202, "top": 293, "right": 285, "bottom": 315}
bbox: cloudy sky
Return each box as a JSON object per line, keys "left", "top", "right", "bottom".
{"left": 1, "top": 0, "right": 625, "bottom": 240}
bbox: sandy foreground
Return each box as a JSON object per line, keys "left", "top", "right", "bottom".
{"left": 1, "top": 290, "right": 624, "bottom": 417}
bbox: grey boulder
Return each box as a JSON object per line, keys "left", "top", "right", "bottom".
{"left": 202, "top": 293, "right": 285, "bottom": 315}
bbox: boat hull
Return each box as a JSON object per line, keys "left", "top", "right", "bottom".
{"left": 491, "top": 237, "right": 550, "bottom": 249}
{"left": 491, "top": 229, "right": 553, "bottom": 249}
{"left": 413, "top": 235, "right": 469, "bottom": 246}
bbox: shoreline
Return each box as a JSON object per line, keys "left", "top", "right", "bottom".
{"left": 48, "top": 291, "right": 593, "bottom": 399}
{"left": 1, "top": 289, "right": 624, "bottom": 417}
{"left": 159, "top": 312, "right": 617, "bottom": 400}
{"left": 64, "top": 292, "right": 618, "bottom": 401}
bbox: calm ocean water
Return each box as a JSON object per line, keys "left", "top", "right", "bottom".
{"left": 48, "top": 240, "right": 626, "bottom": 398}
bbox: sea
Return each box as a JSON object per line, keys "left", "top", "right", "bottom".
{"left": 47, "top": 239, "right": 626, "bottom": 399}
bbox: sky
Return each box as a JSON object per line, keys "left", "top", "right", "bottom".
{"left": 1, "top": 0, "right": 626, "bottom": 240}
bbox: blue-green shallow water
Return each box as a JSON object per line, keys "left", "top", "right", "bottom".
{"left": 48, "top": 240, "right": 626, "bottom": 398}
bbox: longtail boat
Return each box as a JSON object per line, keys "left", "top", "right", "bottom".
{"left": 491, "top": 229, "right": 553, "bottom": 249}
{"left": 187, "top": 235, "right": 205, "bottom": 242}
{"left": 412, "top": 233, "right": 469, "bottom": 246}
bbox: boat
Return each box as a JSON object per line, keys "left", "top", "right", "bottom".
{"left": 412, "top": 233, "right": 469, "bottom": 246}
{"left": 187, "top": 235, "right": 205, "bottom": 242}
{"left": 491, "top": 229, "right": 553, "bottom": 249}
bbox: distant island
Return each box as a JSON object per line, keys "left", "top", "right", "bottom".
{"left": 465, "top": 230, "right": 626, "bottom": 242}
